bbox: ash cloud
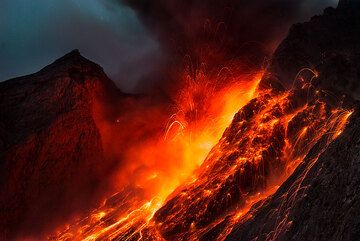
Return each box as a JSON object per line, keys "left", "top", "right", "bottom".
{"left": 117, "top": 0, "right": 337, "bottom": 93}
{"left": 122, "top": 0, "right": 337, "bottom": 55}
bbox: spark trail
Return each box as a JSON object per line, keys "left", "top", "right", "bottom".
{"left": 50, "top": 69, "right": 352, "bottom": 241}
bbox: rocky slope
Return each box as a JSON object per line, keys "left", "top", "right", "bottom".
{"left": 226, "top": 1, "right": 360, "bottom": 240}
{"left": 226, "top": 110, "right": 360, "bottom": 240}
{"left": 0, "top": 50, "right": 119, "bottom": 239}
{"left": 259, "top": 0, "right": 360, "bottom": 97}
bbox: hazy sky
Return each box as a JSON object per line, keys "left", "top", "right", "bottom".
{"left": 0, "top": 0, "right": 162, "bottom": 91}
{"left": 0, "top": 0, "right": 338, "bottom": 92}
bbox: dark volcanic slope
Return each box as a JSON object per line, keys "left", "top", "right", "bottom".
{"left": 227, "top": 1, "right": 360, "bottom": 240}
{"left": 0, "top": 50, "right": 116, "bottom": 239}
{"left": 260, "top": 0, "right": 360, "bottom": 97}
{"left": 227, "top": 109, "right": 360, "bottom": 241}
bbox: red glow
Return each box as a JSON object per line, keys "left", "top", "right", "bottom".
{"left": 49, "top": 66, "right": 352, "bottom": 240}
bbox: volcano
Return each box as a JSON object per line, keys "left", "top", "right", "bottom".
{"left": 2, "top": 1, "right": 360, "bottom": 241}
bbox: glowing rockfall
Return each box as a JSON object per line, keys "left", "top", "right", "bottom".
{"left": 51, "top": 68, "right": 351, "bottom": 241}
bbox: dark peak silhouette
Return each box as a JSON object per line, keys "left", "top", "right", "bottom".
{"left": 0, "top": 50, "right": 119, "bottom": 239}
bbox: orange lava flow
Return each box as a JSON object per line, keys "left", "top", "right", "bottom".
{"left": 50, "top": 69, "right": 352, "bottom": 241}
{"left": 49, "top": 69, "right": 261, "bottom": 241}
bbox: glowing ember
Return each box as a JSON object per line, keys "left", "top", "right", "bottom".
{"left": 50, "top": 69, "right": 352, "bottom": 241}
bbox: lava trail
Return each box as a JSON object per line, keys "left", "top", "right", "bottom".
{"left": 50, "top": 70, "right": 261, "bottom": 241}
{"left": 50, "top": 69, "right": 352, "bottom": 241}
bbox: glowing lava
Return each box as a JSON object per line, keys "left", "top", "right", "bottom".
{"left": 50, "top": 69, "right": 352, "bottom": 241}
{"left": 50, "top": 69, "right": 261, "bottom": 241}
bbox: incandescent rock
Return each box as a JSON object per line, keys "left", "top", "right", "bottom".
{"left": 227, "top": 2, "right": 360, "bottom": 241}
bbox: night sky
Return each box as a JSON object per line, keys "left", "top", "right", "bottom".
{"left": 0, "top": 0, "right": 338, "bottom": 92}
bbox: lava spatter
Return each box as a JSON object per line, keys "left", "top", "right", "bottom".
{"left": 50, "top": 69, "right": 352, "bottom": 241}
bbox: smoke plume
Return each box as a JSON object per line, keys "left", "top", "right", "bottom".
{"left": 118, "top": 0, "right": 336, "bottom": 93}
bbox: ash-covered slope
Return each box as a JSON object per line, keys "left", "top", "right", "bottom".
{"left": 227, "top": 1, "right": 360, "bottom": 240}
{"left": 0, "top": 50, "right": 119, "bottom": 239}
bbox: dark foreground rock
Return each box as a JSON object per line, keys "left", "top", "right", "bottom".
{"left": 0, "top": 50, "right": 117, "bottom": 239}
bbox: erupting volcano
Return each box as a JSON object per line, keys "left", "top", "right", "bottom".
{"left": 2, "top": 0, "right": 360, "bottom": 241}
{"left": 50, "top": 66, "right": 352, "bottom": 240}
